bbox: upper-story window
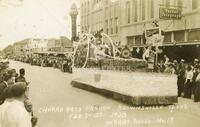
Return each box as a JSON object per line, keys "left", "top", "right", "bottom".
{"left": 192, "top": 0, "right": 199, "bottom": 10}
{"left": 165, "top": 0, "right": 170, "bottom": 8}
{"left": 141, "top": 0, "right": 145, "bottom": 20}
{"left": 132, "top": 0, "right": 137, "bottom": 22}
{"left": 110, "top": 19, "right": 113, "bottom": 34}
{"left": 126, "top": 1, "right": 131, "bottom": 23}
{"left": 105, "top": 20, "right": 109, "bottom": 34}
{"left": 149, "top": 0, "right": 154, "bottom": 19}
{"left": 115, "top": 17, "right": 119, "bottom": 34}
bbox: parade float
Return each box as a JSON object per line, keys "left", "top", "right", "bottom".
{"left": 71, "top": 32, "right": 177, "bottom": 106}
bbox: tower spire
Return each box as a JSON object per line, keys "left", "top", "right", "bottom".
{"left": 70, "top": 3, "right": 78, "bottom": 41}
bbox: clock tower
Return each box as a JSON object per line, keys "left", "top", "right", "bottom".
{"left": 70, "top": 3, "right": 78, "bottom": 41}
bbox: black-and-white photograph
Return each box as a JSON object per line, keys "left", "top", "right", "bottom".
{"left": 0, "top": 0, "right": 200, "bottom": 127}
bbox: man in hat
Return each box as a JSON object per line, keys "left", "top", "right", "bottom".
{"left": 193, "top": 58, "right": 199, "bottom": 68}
{"left": 177, "top": 59, "right": 186, "bottom": 97}
{"left": 0, "top": 83, "right": 32, "bottom": 127}
{"left": 16, "top": 68, "right": 29, "bottom": 85}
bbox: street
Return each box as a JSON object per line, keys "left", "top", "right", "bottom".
{"left": 10, "top": 60, "right": 200, "bottom": 127}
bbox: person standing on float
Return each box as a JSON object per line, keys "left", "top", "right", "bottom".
{"left": 143, "top": 46, "right": 155, "bottom": 72}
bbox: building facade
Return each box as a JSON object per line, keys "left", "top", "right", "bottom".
{"left": 47, "top": 36, "right": 73, "bottom": 52}
{"left": 81, "top": 0, "right": 120, "bottom": 43}
{"left": 80, "top": 0, "right": 200, "bottom": 61}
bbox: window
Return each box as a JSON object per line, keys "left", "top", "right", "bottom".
{"left": 135, "top": 36, "right": 142, "bottom": 45}
{"left": 165, "top": 0, "right": 170, "bottom": 8}
{"left": 114, "top": 4, "right": 118, "bottom": 17}
{"left": 141, "top": 0, "right": 145, "bottom": 20}
{"left": 105, "top": 20, "right": 108, "bottom": 34}
{"left": 188, "top": 29, "right": 200, "bottom": 41}
{"left": 126, "top": 1, "right": 131, "bottom": 23}
{"left": 192, "top": 0, "right": 198, "bottom": 10}
{"left": 177, "top": 0, "right": 183, "bottom": 8}
{"left": 127, "top": 36, "right": 134, "bottom": 46}
{"left": 105, "top": 7, "right": 109, "bottom": 18}
{"left": 150, "top": 0, "right": 154, "bottom": 18}
{"left": 174, "top": 31, "right": 185, "bottom": 42}
{"left": 111, "top": 6, "right": 114, "bottom": 17}
{"left": 87, "top": 1, "right": 90, "bottom": 12}
{"left": 110, "top": 19, "right": 113, "bottom": 34}
{"left": 132, "top": 0, "right": 137, "bottom": 22}
{"left": 115, "top": 17, "right": 118, "bottom": 34}
{"left": 163, "top": 32, "right": 171, "bottom": 43}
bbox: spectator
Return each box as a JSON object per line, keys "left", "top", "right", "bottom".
{"left": 194, "top": 66, "right": 200, "bottom": 102}
{"left": 0, "top": 74, "right": 13, "bottom": 105}
{"left": 0, "top": 83, "right": 32, "bottom": 127}
{"left": 184, "top": 64, "right": 193, "bottom": 99}
{"left": 142, "top": 46, "right": 151, "bottom": 61}
{"left": 164, "top": 54, "right": 169, "bottom": 67}
{"left": 177, "top": 59, "right": 186, "bottom": 97}
{"left": 172, "top": 60, "right": 179, "bottom": 74}
{"left": 7, "top": 68, "right": 18, "bottom": 84}
{"left": 158, "top": 60, "right": 165, "bottom": 73}
{"left": 192, "top": 65, "right": 199, "bottom": 97}
{"left": 164, "top": 62, "right": 175, "bottom": 74}
{"left": 193, "top": 58, "right": 199, "bottom": 68}
{"left": 16, "top": 68, "right": 28, "bottom": 85}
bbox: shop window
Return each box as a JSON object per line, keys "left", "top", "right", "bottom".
{"left": 127, "top": 36, "right": 134, "bottom": 46}
{"left": 174, "top": 30, "right": 185, "bottom": 42}
{"left": 188, "top": 29, "right": 200, "bottom": 41}
{"left": 163, "top": 32, "right": 171, "bottom": 43}
{"left": 135, "top": 36, "right": 142, "bottom": 45}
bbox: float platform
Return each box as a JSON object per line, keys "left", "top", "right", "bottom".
{"left": 71, "top": 68, "right": 178, "bottom": 106}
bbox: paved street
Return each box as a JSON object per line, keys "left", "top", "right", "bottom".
{"left": 9, "top": 60, "right": 200, "bottom": 127}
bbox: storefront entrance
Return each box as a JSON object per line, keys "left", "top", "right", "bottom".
{"left": 162, "top": 45, "right": 200, "bottom": 63}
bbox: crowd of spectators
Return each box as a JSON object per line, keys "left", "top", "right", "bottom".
{"left": 157, "top": 56, "right": 200, "bottom": 102}
{"left": 0, "top": 61, "right": 37, "bottom": 127}
{"left": 13, "top": 54, "right": 72, "bottom": 73}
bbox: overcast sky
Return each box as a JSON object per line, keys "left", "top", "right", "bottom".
{"left": 0, "top": 0, "right": 80, "bottom": 50}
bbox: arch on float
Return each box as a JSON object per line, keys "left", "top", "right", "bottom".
{"left": 72, "top": 33, "right": 96, "bottom": 68}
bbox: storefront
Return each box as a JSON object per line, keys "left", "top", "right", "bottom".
{"left": 162, "top": 44, "right": 200, "bottom": 62}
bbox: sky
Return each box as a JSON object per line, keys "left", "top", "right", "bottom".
{"left": 0, "top": 0, "right": 80, "bottom": 50}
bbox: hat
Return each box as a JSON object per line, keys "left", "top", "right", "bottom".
{"left": 180, "top": 59, "right": 185, "bottom": 62}
{"left": 194, "top": 58, "right": 199, "bottom": 62}
{"left": 3, "top": 73, "right": 12, "bottom": 81}
{"left": 7, "top": 68, "right": 16, "bottom": 75}
{"left": 173, "top": 60, "right": 178, "bottom": 63}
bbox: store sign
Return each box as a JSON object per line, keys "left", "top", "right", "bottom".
{"left": 159, "top": 8, "right": 182, "bottom": 20}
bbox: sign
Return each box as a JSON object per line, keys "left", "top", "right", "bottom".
{"left": 145, "top": 27, "right": 161, "bottom": 38}
{"left": 145, "top": 27, "right": 164, "bottom": 46}
{"left": 159, "top": 7, "right": 182, "bottom": 20}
